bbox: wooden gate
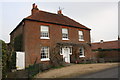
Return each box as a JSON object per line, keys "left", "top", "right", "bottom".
{"left": 16, "top": 52, "right": 25, "bottom": 70}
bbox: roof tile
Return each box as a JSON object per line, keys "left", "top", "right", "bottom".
{"left": 92, "top": 40, "right": 120, "bottom": 50}
{"left": 26, "top": 10, "right": 90, "bottom": 30}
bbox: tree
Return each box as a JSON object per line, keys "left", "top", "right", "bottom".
{"left": 1, "top": 39, "right": 16, "bottom": 78}
{"left": 0, "top": 40, "right": 8, "bottom": 78}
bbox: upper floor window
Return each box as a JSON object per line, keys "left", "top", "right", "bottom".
{"left": 78, "top": 31, "right": 84, "bottom": 41}
{"left": 40, "top": 25, "right": 49, "bottom": 39}
{"left": 79, "top": 47, "right": 85, "bottom": 57}
{"left": 62, "top": 28, "right": 69, "bottom": 40}
{"left": 41, "top": 47, "right": 50, "bottom": 61}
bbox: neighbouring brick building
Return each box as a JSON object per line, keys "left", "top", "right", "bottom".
{"left": 92, "top": 39, "right": 120, "bottom": 62}
{"left": 10, "top": 3, "right": 92, "bottom": 67}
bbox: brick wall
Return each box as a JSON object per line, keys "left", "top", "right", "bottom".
{"left": 10, "top": 20, "right": 92, "bottom": 67}
{"left": 10, "top": 25, "right": 23, "bottom": 42}
{"left": 92, "top": 50, "right": 120, "bottom": 62}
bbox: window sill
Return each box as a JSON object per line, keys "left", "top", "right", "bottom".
{"left": 41, "top": 58, "right": 50, "bottom": 61}
{"left": 40, "top": 37, "right": 50, "bottom": 39}
{"left": 62, "top": 38, "right": 69, "bottom": 40}
{"left": 79, "top": 56, "right": 85, "bottom": 57}
{"left": 79, "top": 39, "right": 84, "bottom": 41}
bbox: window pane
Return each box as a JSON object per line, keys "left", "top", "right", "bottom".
{"left": 62, "top": 34, "right": 68, "bottom": 39}
{"left": 40, "top": 25, "right": 49, "bottom": 38}
{"left": 41, "top": 32, "right": 49, "bottom": 37}
{"left": 79, "top": 47, "right": 84, "bottom": 56}
{"left": 62, "top": 28, "right": 68, "bottom": 39}
{"left": 41, "top": 47, "right": 49, "bottom": 59}
{"left": 41, "top": 26, "right": 48, "bottom": 32}
{"left": 79, "top": 31, "right": 83, "bottom": 35}
{"left": 79, "top": 31, "right": 84, "bottom": 40}
{"left": 62, "top": 28, "right": 68, "bottom": 34}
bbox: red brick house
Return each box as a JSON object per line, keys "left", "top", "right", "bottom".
{"left": 91, "top": 39, "right": 120, "bottom": 62}
{"left": 10, "top": 4, "right": 92, "bottom": 68}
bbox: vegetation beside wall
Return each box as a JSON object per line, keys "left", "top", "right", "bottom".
{"left": 92, "top": 48, "right": 120, "bottom": 62}
{"left": 50, "top": 46, "right": 65, "bottom": 67}
{"left": 1, "top": 39, "right": 17, "bottom": 78}
{"left": 93, "top": 48, "right": 120, "bottom": 51}
{"left": 97, "top": 51, "right": 106, "bottom": 58}
{"left": 1, "top": 40, "right": 8, "bottom": 78}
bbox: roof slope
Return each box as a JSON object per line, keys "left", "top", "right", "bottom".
{"left": 26, "top": 10, "right": 90, "bottom": 30}
{"left": 10, "top": 4, "right": 91, "bottom": 35}
{"left": 92, "top": 40, "right": 120, "bottom": 50}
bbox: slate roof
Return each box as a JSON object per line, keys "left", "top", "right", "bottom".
{"left": 92, "top": 40, "right": 120, "bottom": 50}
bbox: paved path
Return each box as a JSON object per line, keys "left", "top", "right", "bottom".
{"left": 75, "top": 66, "right": 119, "bottom": 78}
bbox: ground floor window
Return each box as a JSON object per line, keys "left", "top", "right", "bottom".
{"left": 79, "top": 47, "right": 85, "bottom": 57}
{"left": 41, "top": 47, "right": 50, "bottom": 61}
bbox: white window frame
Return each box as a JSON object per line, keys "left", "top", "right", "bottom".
{"left": 69, "top": 46, "right": 72, "bottom": 55}
{"left": 62, "top": 28, "right": 69, "bottom": 40}
{"left": 40, "top": 25, "right": 50, "bottom": 39}
{"left": 41, "top": 47, "right": 50, "bottom": 61}
{"left": 78, "top": 31, "right": 84, "bottom": 41}
{"left": 79, "top": 47, "right": 85, "bottom": 57}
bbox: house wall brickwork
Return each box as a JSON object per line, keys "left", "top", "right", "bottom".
{"left": 10, "top": 19, "right": 92, "bottom": 67}
{"left": 23, "top": 20, "right": 91, "bottom": 66}
{"left": 10, "top": 24, "right": 23, "bottom": 42}
{"left": 92, "top": 50, "right": 119, "bottom": 62}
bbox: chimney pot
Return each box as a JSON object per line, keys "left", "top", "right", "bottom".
{"left": 33, "top": 3, "right": 36, "bottom": 8}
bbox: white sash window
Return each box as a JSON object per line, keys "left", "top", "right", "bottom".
{"left": 40, "top": 25, "right": 49, "bottom": 39}
{"left": 79, "top": 47, "right": 85, "bottom": 57}
{"left": 41, "top": 47, "right": 50, "bottom": 61}
{"left": 62, "top": 28, "right": 69, "bottom": 40}
{"left": 78, "top": 31, "right": 84, "bottom": 41}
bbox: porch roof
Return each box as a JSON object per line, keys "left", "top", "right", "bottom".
{"left": 57, "top": 42, "right": 90, "bottom": 47}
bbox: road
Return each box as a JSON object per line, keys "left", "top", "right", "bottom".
{"left": 75, "top": 66, "right": 119, "bottom": 78}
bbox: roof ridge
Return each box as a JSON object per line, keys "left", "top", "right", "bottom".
{"left": 38, "top": 10, "right": 59, "bottom": 15}
{"left": 39, "top": 10, "right": 90, "bottom": 29}
{"left": 92, "top": 40, "right": 118, "bottom": 44}
{"left": 26, "top": 9, "right": 91, "bottom": 30}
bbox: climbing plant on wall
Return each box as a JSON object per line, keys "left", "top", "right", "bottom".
{"left": 14, "top": 34, "right": 23, "bottom": 51}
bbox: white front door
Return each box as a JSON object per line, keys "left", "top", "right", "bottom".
{"left": 16, "top": 52, "right": 25, "bottom": 70}
{"left": 63, "top": 48, "right": 70, "bottom": 63}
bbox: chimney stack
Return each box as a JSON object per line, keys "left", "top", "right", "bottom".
{"left": 57, "top": 10, "right": 62, "bottom": 14}
{"left": 100, "top": 40, "right": 104, "bottom": 43}
{"left": 118, "top": 35, "right": 120, "bottom": 40}
{"left": 31, "top": 3, "right": 39, "bottom": 15}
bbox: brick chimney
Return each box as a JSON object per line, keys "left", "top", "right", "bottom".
{"left": 100, "top": 40, "right": 104, "bottom": 43}
{"left": 118, "top": 35, "right": 120, "bottom": 40}
{"left": 57, "top": 10, "right": 62, "bottom": 14}
{"left": 31, "top": 3, "right": 39, "bottom": 15}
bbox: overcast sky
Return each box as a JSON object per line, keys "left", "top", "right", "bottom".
{"left": 0, "top": 0, "right": 119, "bottom": 43}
